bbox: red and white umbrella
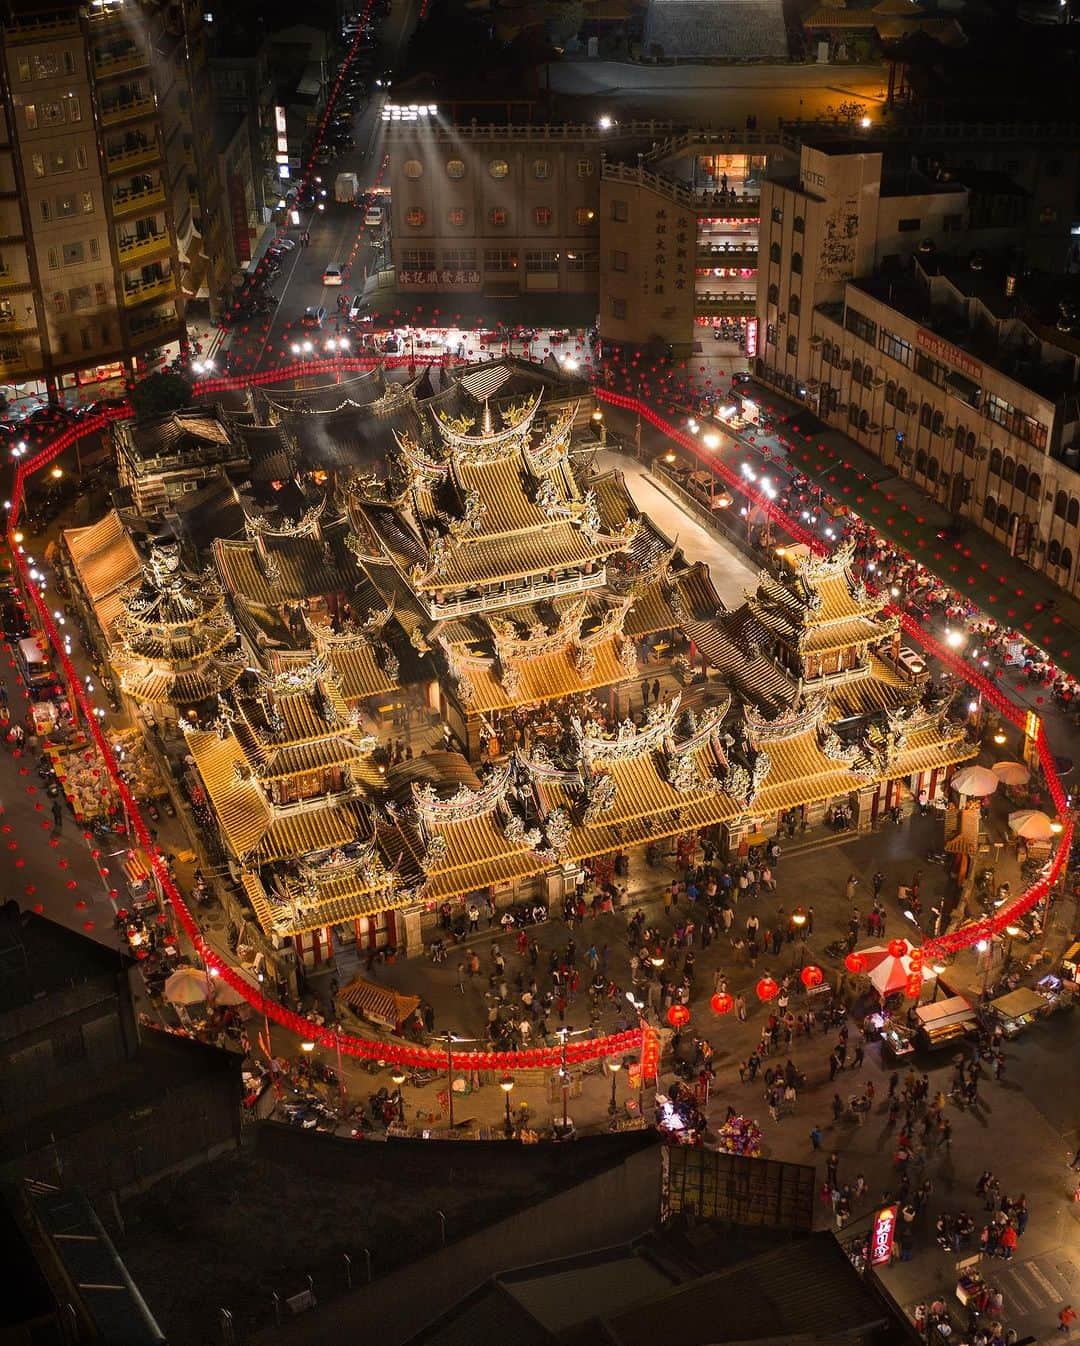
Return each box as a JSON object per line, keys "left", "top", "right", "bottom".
{"left": 853, "top": 940, "right": 921, "bottom": 996}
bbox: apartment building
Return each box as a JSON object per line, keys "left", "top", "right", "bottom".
{"left": 755, "top": 134, "right": 1080, "bottom": 598}
{"left": 0, "top": 0, "right": 228, "bottom": 399}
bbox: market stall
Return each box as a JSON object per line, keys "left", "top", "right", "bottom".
{"left": 914, "top": 995, "right": 977, "bottom": 1051}
{"left": 989, "top": 986, "right": 1047, "bottom": 1037}
{"left": 48, "top": 728, "right": 165, "bottom": 822}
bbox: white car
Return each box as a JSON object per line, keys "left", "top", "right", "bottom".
{"left": 323, "top": 263, "right": 344, "bottom": 285}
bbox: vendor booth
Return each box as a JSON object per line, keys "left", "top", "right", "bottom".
{"left": 914, "top": 995, "right": 977, "bottom": 1051}
{"left": 990, "top": 986, "right": 1047, "bottom": 1036}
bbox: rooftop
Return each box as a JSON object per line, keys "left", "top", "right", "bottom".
{"left": 0, "top": 908, "right": 127, "bottom": 1016}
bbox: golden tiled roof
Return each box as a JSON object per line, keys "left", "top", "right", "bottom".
{"left": 213, "top": 532, "right": 362, "bottom": 606}
{"left": 828, "top": 657, "right": 914, "bottom": 719}
{"left": 116, "top": 661, "right": 242, "bottom": 707}
{"left": 424, "top": 523, "right": 615, "bottom": 589}
{"left": 452, "top": 455, "right": 568, "bottom": 536}
{"left": 591, "top": 469, "right": 636, "bottom": 534}
{"left": 63, "top": 510, "right": 142, "bottom": 605}
{"left": 251, "top": 799, "right": 367, "bottom": 864}
{"left": 186, "top": 727, "right": 273, "bottom": 857}
{"left": 465, "top": 635, "right": 631, "bottom": 714}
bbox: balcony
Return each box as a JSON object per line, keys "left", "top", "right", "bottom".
{"left": 116, "top": 231, "right": 171, "bottom": 263}
{"left": 105, "top": 140, "right": 160, "bottom": 173}
{"left": 0, "top": 312, "right": 35, "bottom": 334}
{"left": 0, "top": 271, "right": 29, "bottom": 292}
{"left": 94, "top": 45, "right": 149, "bottom": 77}
{"left": 100, "top": 93, "right": 156, "bottom": 127}
{"left": 113, "top": 182, "right": 166, "bottom": 218}
{"left": 122, "top": 273, "right": 176, "bottom": 306}
{"left": 696, "top": 244, "right": 759, "bottom": 269}
{"left": 129, "top": 307, "right": 181, "bottom": 342}
{"left": 6, "top": 12, "right": 79, "bottom": 41}
{"left": 86, "top": 2, "right": 131, "bottom": 27}
{"left": 425, "top": 567, "right": 608, "bottom": 621}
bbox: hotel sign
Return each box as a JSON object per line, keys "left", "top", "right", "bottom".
{"left": 916, "top": 328, "right": 983, "bottom": 382}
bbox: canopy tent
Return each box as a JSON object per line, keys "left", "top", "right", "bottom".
{"left": 951, "top": 764, "right": 1000, "bottom": 797}
{"left": 337, "top": 976, "right": 421, "bottom": 1031}
{"left": 163, "top": 966, "right": 211, "bottom": 1005}
{"left": 992, "top": 760, "right": 1031, "bottom": 787}
{"left": 855, "top": 940, "right": 926, "bottom": 996}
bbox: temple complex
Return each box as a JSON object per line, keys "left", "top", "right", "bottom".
{"left": 60, "top": 360, "right": 974, "bottom": 977}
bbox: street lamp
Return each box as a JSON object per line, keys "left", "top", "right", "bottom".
{"left": 993, "top": 727, "right": 1007, "bottom": 746}
{"left": 391, "top": 1067, "right": 407, "bottom": 1126}
{"left": 607, "top": 1056, "right": 622, "bottom": 1115}
{"left": 300, "top": 1041, "right": 315, "bottom": 1053}
{"left": 1005, "top": 924, "right": 1021, "bottom": 962}
{"left": 499, "top": 1073, "right": 515, "bottom": 1136}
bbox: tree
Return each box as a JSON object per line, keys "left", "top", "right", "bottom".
{"left": 127, "top": 371, "right": 193, "bottom": 422}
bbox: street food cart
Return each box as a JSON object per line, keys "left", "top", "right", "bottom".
{"left": 989, "top": 986, "right": 1047, "bottom": 1037}
{"left": 879, "top": 1020, "right": 915, "bottom": 1059}
{"left": 1036, "top": 972, "right": 1072, "bottom": 1012}
{"left": 955, "top": 1254, "right": 990, "bottom": 1309}
{"left": 915, "top": 995, "right": 977, "bottom": 1051}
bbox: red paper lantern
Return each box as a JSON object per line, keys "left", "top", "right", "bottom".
{"left": 800, "top": 964, "right": 824, "bottom": 989}
{"left": 756, "top": 976, "right": 779, "bottom": 1002}
{"left": 888, "top": 938, "right": 908, "bottom": 958}
{"left": 710, "top": 991, "right": 733, "bottom": 1016}
{"left": 666, "top": 1003, "right": 691, "bottom": 1029}
{"left": 905, "top": 975, "right": 922, "bottom": 999}
{"left": 844, "top": 951, "right": 866, "bottom": 974}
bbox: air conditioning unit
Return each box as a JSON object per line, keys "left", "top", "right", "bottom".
{"left": 808, "top": 334, "right": 823, "bottom": 347}
{"left": 837, "top": 403, "right": 850, "bottom": 413}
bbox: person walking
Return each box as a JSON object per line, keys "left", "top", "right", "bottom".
{"left": 1059, "top": 1306, "right": 1076, "bottom": 1335}
{"left": 826, "top": 1150, "right": 839, "bottom": 1188}
{"left": 51, "top": 796, "right": 63, "bottom": 831}
{"left": 809, "top": 1125, "right": 822, "bottom": 1150}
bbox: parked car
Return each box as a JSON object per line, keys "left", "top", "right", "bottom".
{"left": 322, "top": 263, "right": 344, "bottom": 286}
{"left": 301, "top": 305, "right": 327, "bottom": 328}
{"left": 348, "top": 294, "right": 368, "bottom": 322}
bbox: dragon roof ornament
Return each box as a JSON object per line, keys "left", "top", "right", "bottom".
{"left": 258, "top": 653, "right": 331, "bottom": 698}
{"left": 305, "top": 597, "right": 395, "bottom": 649}
{"left": 413, "top": 760, "right": 513, "bottom": 828}
{"left": 577, "top": 694, "right": 682, "bottom": 765}
{"left": 526, "top": 401, "right": 578, "bottom": 472}
{"left": 743, "top": 693, "right": 829, "bottom": 744}
{"left": 433, "top": 391, "right": 543, "bottom": 459}
{"left": 244, "top": 497, "right": 326, "bottom": 541}
{"left": 488, "top": 597, "right": 588, "bottom": 663}
{"left": 395, "top": 427, "right": 449, "bottom": 479}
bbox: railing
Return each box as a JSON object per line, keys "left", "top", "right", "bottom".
{"left": 129, "top": 308, "right": 180, "bottom": 340}
{"left": 121, "top": 273, "right": 175, "bottom": 306}
{"left": 425, "top": 567, "right": 607, "bottom": 620}
{"left": 5, "top": 12, "right": 79, "bottom": 39}
{"left": 105, "top": 141, "right": 160, "bottom": 172}
{"left": 0, "top": 271, "right": 29, "bottom": 291}
{"left": 696, "top": 245, "right": 758, "bottom": 266}
{"left": 112, "top": 183, "right": 166, "bottom": 217}
{"left": 695, "top": 292, "right": 757, "bottom": 316}
{"left": 100, "top": 93, "right": 156, "bottom": 126}
{"left": 383, "top": 119, "right": 680, "bottom": 143}
{"left": 117, "top": 231, "right": 170, "bottom": 262}
{"left": 94, "top": 46, "right": 148, "bottom": 76}
{"left": 644, "top": 126, "right": 796, "bottom": 163}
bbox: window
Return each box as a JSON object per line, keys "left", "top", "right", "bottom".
{"left": 67, "top": 95, "right": 81, "bottom": 122}
{"left": 879, "top": 328, "right": 912, "bottom": 366}
{"left": 532, "top": 159, "right": 550, "bottom": 180}
{"left": 56, "top": 194, "right": 76, "bottom": 218}
{"left": 766, "top": 322, "right": 776, "bottom": 346}
{"left": 52, "top": 291, "right": 66, "bottom": 313}
{"left": 74, "top": 145, "right": 87, "bottom": 169}
{"left": 1061, "top": 547, "right": 1073, "bottom": 577}
{"left": 446, "top": 159, "right": 465, "bottom": 179}
{"left": 848, "top": 404, "right": 859, "bottom": 426}
{"left": 896, "top": 387, "right": 908, "bottom": 412}
{"left": 89, "top": 238, "right": 99, "bottom": 261}
{"left": 985, "top": 392, "right": 1012, "bottom": 429}
{"left": 25, "top": 104, "right": 37, "bottom": 130}
{"left": 574, "top": 207, "right": 595, "bottom": 226}
{"left": 533, "top": 206, "right": 552, "bottom": 227}
{"left": 954, "top": 424, "right": 966, "bottom": 452}
{"left": 441, "top": 248, "right": 476, "bottom": 270}
{"left": 31, "top": 153, "right": 45, "bottom": 178}
{"left": 39, "top": 199, "right": 51, "bottom": 222}
{"left": 852, "top": 357, "right": 863, "bottom": 384}
{"left": 844, "top": 306, "right": 877, "bottom": 345}
{"left": 769, "top": 242, "right": 781, "bottom": 264}
{"left": 94, "top": 281, "right": 107, "bottom": 306}
{"left": 62, "top": 241, "right": 84, "bottom": 265}
{"left": 405, "top": 206, "right": 425, "bottom": 227}
{"left": 69, "top": 285, "right": 91, "bottom": 311}
{"left": 47, "top": 247, "right": 59, "bottom": 270}
{"left": 1015, "top": 464, "right": 1028, "bottom": 494}
{"left": 791, "top": 251, "right": 802, "bottom": 274}
{"left": 447, "top": 207, "right": 466, "bottom": 227}
{"left": 488, "top": 207, "right": 507, "bottom": 227}
{"left": 771, "top": 205, "right": 782, "bottom": 223}
{"left": 1028, "top": 472, "right": 1040, "bottom": 500}
{"left": 915, "top": 449, "right": 927, "bottom": 474}
{"left": 914, "top": 351, "right": 947, "bottom": 388}
{"left": 400, "top": 249, "right": 434, "bottom": 269}
{"left": 984, "top": 495, "right": 996, "bottom": 520}
{"left": 483, "top": 249, "right": 516, "bottom": 272}
{"left": 989, "top": 448, "right": 1002, "bottom": 476}
{"left": 566, "top": 250, "right": 598, "bottom": 272}
{"left": 488, "top": 159, "right": 509, "bottom": 179}
{"left": 932, "top": 410, "right": 944, "bottom": 436}
{"left": 1070, "top": 499, "right": 1080, "bottom": 528}
{"left": 402, "top": 159, "right": 423, "bottom": 179}
{"left": 1002, "top": 455, "right": 1015, "bottom": 483}
{"left": 885, "top": 380, "right": 896, "bottom": 406}
{"left": 789, "top": 293, "right": 800, "bottom": 317}
{"left": 767, "top": 283, "right": 778, "bottom": 305}
{"left": 1019, "top": 415, "right": 1047, "bottom": 451}
{"left": 1048, "top": 539, "right": 1061, "bottom": 567}
{"left": 40, "top": 101, "right": 65, "bottom": 126}
{"left": 897, "top": 217, "right": 921, "bottom": 232}
{"left": 81, "top": 191, "right": 93, "bottom": 214}
{"left": 995, "top": 503, "right": 1009, "bottom": 529}
{"left": 793, "top": 215, "right": 804, "bottom": 234}
{"left": 1054, "top": 490, "right": 1067, "bottom": 518}
{"left": 16, "top": 57, "right": 30, "bottom": 82}
{"left": 50, "top": 150, "right": 68, "bottom": 173}
{"left": 611, "top": 297, "right": 627, "bottom": 319}
{"left": 786, "top": 333, "right": 798, "bottom": 356}
{"left": 525, "top": 250, "right": 558, "bottom": 273}
{"left": 611, "top": 199, "right": 629, "bottom": 222}
{"left": 611, "top": 249, "right": 628, "bottom": 272}
{"left": 927, "top": 457, "right": 939, "bottom": 482}
{"left": 576, "top": 159, "right": 593, "bottom": 178}
{"left": 919, "top": 403, "right": 932, "bottom": 430}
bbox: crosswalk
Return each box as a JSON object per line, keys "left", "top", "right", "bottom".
{"left": 902, "top": 1251, "right": 1080, "bottom": 1336}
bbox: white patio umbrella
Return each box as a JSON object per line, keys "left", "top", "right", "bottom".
{"left": 951, "top": 764, "right": 1000, "bottom": 797}
{"left": 1008, "top": 809, "right": 1057, "bottom": 841}
{"left": 992, "top": 761, "right": 1030, "bottom": 787}
{"left": 163, "top": 966, "right": 211, "bottom": 1005}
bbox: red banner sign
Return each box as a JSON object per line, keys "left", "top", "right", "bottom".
{"left": 871, "top": 1205, "right": 897, "bottom": 1265}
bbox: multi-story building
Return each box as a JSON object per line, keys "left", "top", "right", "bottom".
{"left": 0, "top": 0, "right": 228, "bottom": 400}
{"left": 208, "top": 10, "right": 274, "bottom": 225}
{"left": 755, "top": 132, "right": 1080, "bottom": 598}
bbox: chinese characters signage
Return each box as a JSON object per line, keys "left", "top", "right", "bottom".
{"left": 746, "top": 317, "right": 758, "bottom": 358}
{"left": 228, "top": 174, "right": 250, "bottom": 263}
{"left": 399, "top": 269, "right": 480, "bottom": 287}
{"left": 916, "top": 328, "right": 983, "bottom": 381}
{"left": 649, "top": 207, "right": 691, "bottom": 298}
{"left": 871, "top": 1206, "right": 897, "bottom": 1265}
